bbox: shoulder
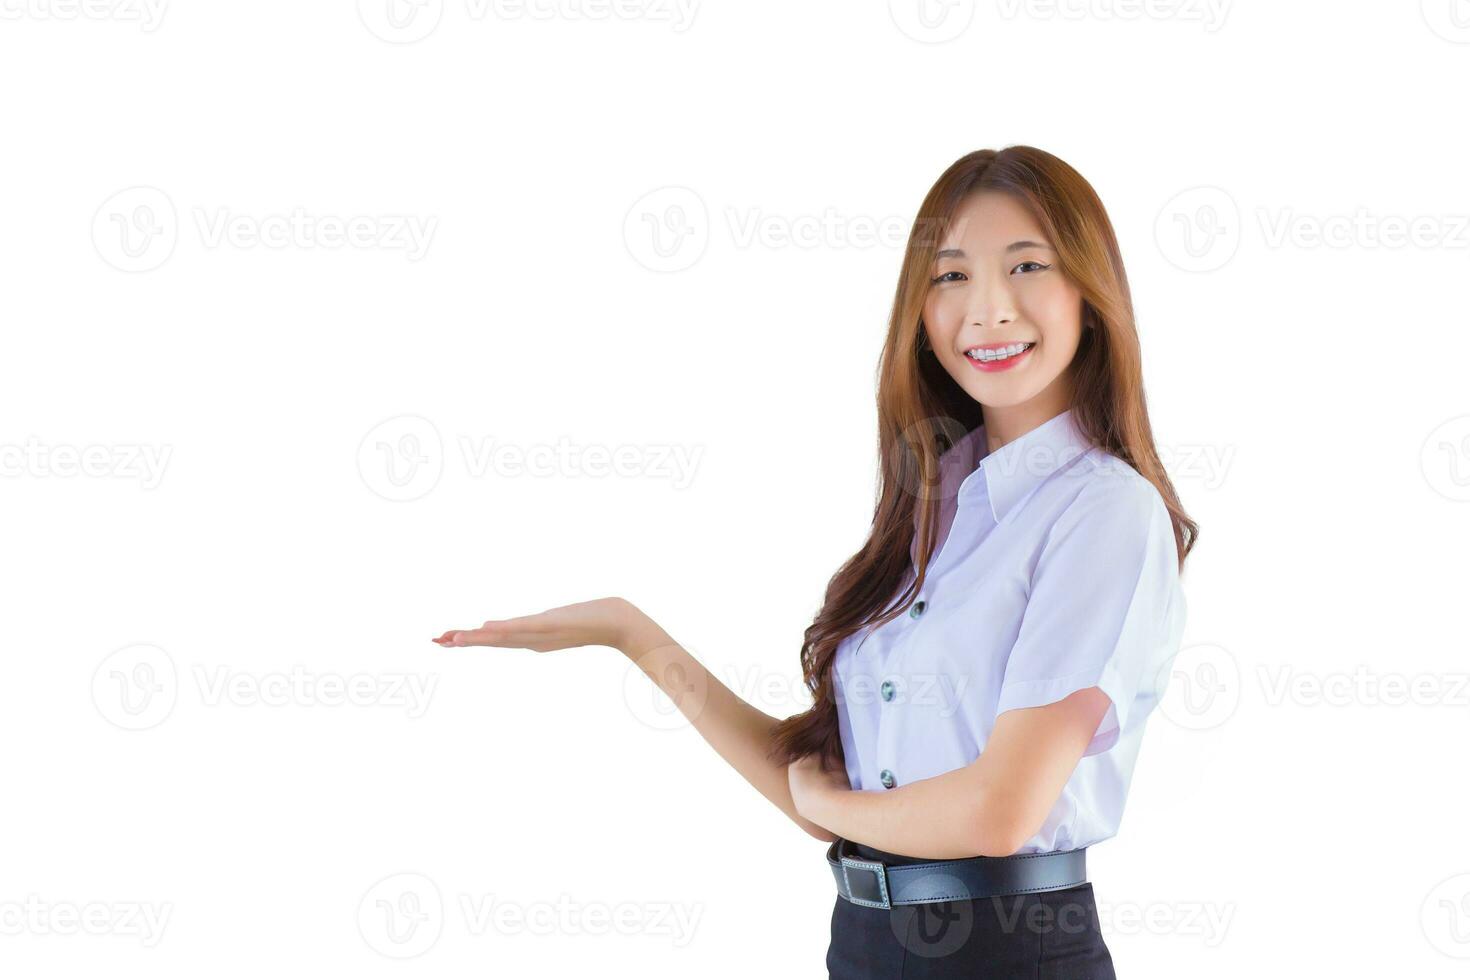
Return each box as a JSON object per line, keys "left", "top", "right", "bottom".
{"left": 1048, "top": 448, "right": 1170, "bottom": 538}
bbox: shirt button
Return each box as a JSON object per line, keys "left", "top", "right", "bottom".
{"left": 909, "top": 600, "right": 927, "bottom": 619}
{"left": 879, "top": 769, "right": 897, "bottom": 789}
{"left": 880, "top": 679, "right": 895, "bottom": 702}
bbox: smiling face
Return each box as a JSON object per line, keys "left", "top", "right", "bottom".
{"left": 922, "top": 190, "right": 1085, "bottom": 442}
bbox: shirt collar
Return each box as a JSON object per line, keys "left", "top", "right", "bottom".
{"left": 942, "top": 408, "right": 1093, "bottom": 524}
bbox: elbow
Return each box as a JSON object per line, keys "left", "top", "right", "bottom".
{"left": 967, "top": 807, "right": 1030, "bottom": 858}
{"left": 797, "top": 815, "right": 838, "bottom": 843}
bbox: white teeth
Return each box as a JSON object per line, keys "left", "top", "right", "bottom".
{"left": 967, "top": 342, "right": 1033, "bottom": 362}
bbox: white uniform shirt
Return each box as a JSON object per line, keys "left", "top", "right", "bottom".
{"left": 833, "top": 408, "right": 1187, "bottom": 854}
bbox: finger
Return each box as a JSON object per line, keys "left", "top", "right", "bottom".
{"left": 442, "top": 624, "right": 509, "bottom": 647}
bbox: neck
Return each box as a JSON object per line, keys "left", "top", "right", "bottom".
{"left": 980, "top": 384, "right": 1072, "bottom": 455}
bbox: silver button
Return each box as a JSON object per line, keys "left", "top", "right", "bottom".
{"left": 909, "top": 600, "right": 926, "bottom": 619}
{"left": 880, "top": 679, "right": 895, "bottom": 702}
{"left": 879, "top": 769, "right": 896, "bottom": 789}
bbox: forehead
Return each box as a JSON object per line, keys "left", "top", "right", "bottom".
{"left": 938, "top": 191, "right": 1047, "bottom": 252}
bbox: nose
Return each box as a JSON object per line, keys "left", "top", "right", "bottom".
{"left": 965, "top": 270, "right": 1018, "bottom": 329}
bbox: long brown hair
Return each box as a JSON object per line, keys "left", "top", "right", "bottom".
{"left": 767, "top": 145, "right": 1199, "bottom": 772}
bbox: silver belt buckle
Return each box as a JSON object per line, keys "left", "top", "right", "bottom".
{"left": 839, "top": 854, "right": 891, "bottom": 910}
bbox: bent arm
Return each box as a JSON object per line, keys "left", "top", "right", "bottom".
{"left": 797, "top": 686, "right": 1109, "bottom": 858}
{"left": 619, "top": 614, "right": 837, "bottom": 842}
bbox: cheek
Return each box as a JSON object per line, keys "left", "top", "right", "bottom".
{"left": 1022, "top": 285, "right": 1083, "bottom": 344}
{"left": 922, "top": 292, "right": 959, "bottom": 337}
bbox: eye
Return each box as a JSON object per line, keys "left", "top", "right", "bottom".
{"left": 929, "top": 270, "right": 965, "bottom": 284}
{"left": 1011, "top": 261, "right": 1050, "bottom": 275}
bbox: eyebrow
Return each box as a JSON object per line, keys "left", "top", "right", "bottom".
{"left": 934, "top": 241, "right": 1055, "bottom": 260}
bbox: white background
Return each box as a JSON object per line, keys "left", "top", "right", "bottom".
{"left": 3, "top": 1, "right": 1469, "bottom": 976}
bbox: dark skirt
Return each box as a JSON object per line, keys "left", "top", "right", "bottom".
{"left": 825, "top": 841, "right": 1117, "bottom": 979}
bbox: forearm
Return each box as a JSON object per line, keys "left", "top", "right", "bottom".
{"left": 801, "top": 766, "right": 1015, "bottom": 859}
{"left": 619, "top": 614, "right": 836, "bottom": 842}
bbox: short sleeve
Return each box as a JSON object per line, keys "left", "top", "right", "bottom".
{"left": 994, "top": 478, "right": 1179, "bottom": 757}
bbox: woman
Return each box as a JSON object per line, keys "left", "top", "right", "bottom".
{"left": 433, "top": 145, "right": 1198, "bottom": 977}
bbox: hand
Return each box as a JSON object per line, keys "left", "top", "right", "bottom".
{"left": 432, "top": 596, "right": 640, "bottom": 653}
{"left": 787, "top": 752, "right": 851, "bottom": 823}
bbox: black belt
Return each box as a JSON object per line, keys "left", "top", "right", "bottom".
{"left": 826, "top": 836, "right": 1088, "bottom": 909}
